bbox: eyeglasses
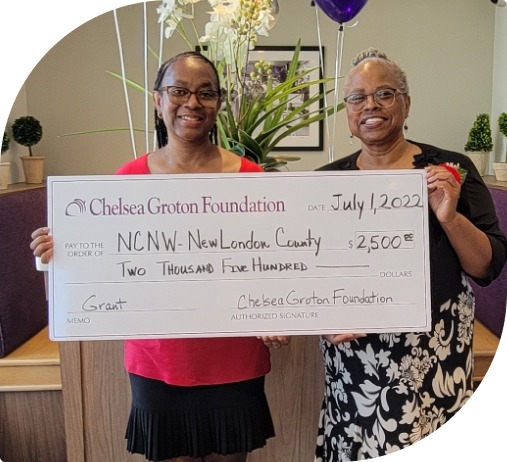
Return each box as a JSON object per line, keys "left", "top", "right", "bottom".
{"left": 158, "top": 86, "right": 222, "bottom": 107}
{"left": 344, "top": 88, "right": 404, "bottom": 112}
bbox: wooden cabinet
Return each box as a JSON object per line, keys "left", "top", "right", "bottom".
{"left": 60, "top": 336, "right": 324, "bottom": 462}
{"left": 0, "top": 328, "right": 65, "bottom": 462}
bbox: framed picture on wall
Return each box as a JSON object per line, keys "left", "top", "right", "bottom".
{"left": 246, "top": 45, "right": 324, "bottom": 151}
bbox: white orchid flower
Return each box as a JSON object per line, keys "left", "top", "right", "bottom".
{"left": 157, "top": 0, "right": 178, "bottom": 22}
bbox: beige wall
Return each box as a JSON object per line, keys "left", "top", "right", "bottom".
{"left": 2, "top": 0, "right": 500, "bottom": 179}
{"left": 2, "top": 88, "right": 27, "bottom": 184}
{"left": 492, "top": 5, "right": 507, "bottom": 166}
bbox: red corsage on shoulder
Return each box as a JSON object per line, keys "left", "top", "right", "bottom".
{"left": 439, "top": 163, "right": 468, "bottom": 185}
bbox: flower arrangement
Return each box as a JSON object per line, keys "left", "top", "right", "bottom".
{"left": 64, "top": 1, "right": 340, "bottom": 170}
{"left": 439, "top": 162, "right": 467, "bottom": 184}
{"left": 156, "top": 0, "right": 339, "bottom": 169}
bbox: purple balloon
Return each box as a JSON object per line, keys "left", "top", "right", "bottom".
{"left": 313, "top": 0, "right": 369, "bottom": 24}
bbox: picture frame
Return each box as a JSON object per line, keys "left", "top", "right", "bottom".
{"left": 246, "top": 46, "right": 324, "bottom": 151}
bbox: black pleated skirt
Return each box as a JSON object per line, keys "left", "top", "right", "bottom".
{"left": 125, "top": 373, "right": 275, "bottom": 462}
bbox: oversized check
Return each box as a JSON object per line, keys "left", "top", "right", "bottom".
{"left": 48, "top": 170, "right": 431, "bottom": 340}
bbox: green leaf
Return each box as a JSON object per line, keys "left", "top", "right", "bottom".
{"left": 58, "top": 128, "right": 149, "bottom": 137}
{"left": 106, "top": 70, "right": 153, "bottom": 95}
{"left": 212, "top": 39, "right": 344, "bottom": 163}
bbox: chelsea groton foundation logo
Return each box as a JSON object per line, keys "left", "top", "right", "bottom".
{"left": 65, "top": 199, "right": 87, "bottom": 216}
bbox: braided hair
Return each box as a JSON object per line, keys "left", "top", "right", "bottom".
{"left": 153, "top": 51, "right": 221, "bottom": 148}
{"left": 344, "top": 47, "right": 410, "bottom": 96}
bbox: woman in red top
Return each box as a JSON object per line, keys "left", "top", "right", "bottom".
{"left": 31, "top": 51, "right": 289, "bottom": 462}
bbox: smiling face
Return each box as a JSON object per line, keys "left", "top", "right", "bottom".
{"left": 153, "top": 55, "right": 221, "bottom": 144}
{"left": 345, "top": 60, "right": 410, "bottom": 150}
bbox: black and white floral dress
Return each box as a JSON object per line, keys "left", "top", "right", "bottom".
{"left": 314, "top": 142, "right": 507, "bottom": 461}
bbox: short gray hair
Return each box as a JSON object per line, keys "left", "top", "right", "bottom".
{"left": 344, "top": 47, "right": 409, "bottom": 95}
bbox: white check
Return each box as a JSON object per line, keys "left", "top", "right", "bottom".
{"left": 48, "top": 170, "right": 431, "bottom": 340}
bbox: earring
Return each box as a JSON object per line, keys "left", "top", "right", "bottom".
{"left": 403, "top": 124, "right": 408, "bottom": 137}
{"left": 349, "top": 134, "right": 355, "bottom": 145}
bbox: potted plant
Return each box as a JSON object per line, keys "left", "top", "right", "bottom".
{"left": 464, "top": 113, "right": 493, "bottom": 176}
{"left": 0, "top": 131, "right": 11, "bottom": 189}
{"left": 97, "top": 1, "right": 341, "bottom": 171}
{"left": 492, "top": 112, "right": 507, "bottom": 181}
{"left": 11, "top": 115, "right": 44, "bottom": 184}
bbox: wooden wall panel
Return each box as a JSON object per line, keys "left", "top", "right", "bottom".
{"left": 61, "top": 336, "right": 325, "bottom": 462}
{"left": 81, "top": 341, "right": 144, "bottom": 461}
{"left": 250, "top": 335, "right": 324, "bottom": 462}
{"left": 59, "top": 342, "right": 85, "bottom": 462}
{"left": 0, "top": 391, "right": 66, "bottom": 462}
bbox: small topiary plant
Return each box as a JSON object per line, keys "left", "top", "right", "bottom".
{"left": 499, "top": 112, "right": 507, "bottom": 138}
{"left": 11, "top": 116, "right": 43, "bottom": 157}
{"left": 464, "top": 113, "right": 493, "bottom": 152}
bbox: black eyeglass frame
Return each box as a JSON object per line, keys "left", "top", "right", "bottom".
{"left": 157, "top": 85, "right": 223, "bottom": 106}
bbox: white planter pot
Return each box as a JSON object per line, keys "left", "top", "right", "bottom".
{"left": 492, "top": 162, "right": 507, "bottom": 182}
{"left": 0, "top": 162, "right": 10, "bottom": 189}
{"left": 466, "top": 151, "right": 490, "bottom": 176}
{"left": 20, "top": 155, "right": 45, "bottom": 184}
